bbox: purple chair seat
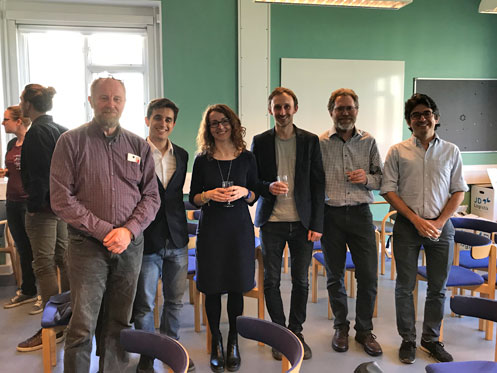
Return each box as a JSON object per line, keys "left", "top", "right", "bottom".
{"left": 426, "top": 361, "right": 497, "bottom": 373}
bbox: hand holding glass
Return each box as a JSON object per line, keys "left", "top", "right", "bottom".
{"left": 222, "top": 180, "right": 234, "bottom": 207}
{"left": 277, "top": 175, "right": 289, "bottom": 198}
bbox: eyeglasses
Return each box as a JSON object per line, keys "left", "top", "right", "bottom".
{"left": 333, "top": 106, "right": 357, "bottom": 113}
{"left": 410, "top": 110, "right": 434, "bottom": 120}
{"left": 209, "top": 117, "right": 231, "bottom": 128}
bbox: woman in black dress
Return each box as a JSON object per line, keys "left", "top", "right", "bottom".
{"left": 190, "top": 104, "right": 257, "bottom": 373}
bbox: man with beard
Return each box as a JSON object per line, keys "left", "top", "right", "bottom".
{"left": 319, "top": 88, "right": 383, "bottom": 357}
{"left": 252, "top": 87, "right": 324, "bottom": 361}
{"left": 381, "top": 93, "right": 467, "bottom": 364}
{"left": 50, "top": 77, "right": 160, "bottom": 372}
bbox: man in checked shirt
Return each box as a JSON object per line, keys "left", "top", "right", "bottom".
{"left": 50, "top": 77, "right": 160, "bottom": 372}
{"left": 319, "top": 88, "right": 383, "bottom": 357}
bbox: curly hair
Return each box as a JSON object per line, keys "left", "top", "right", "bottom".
{"left": 196, "top": 104, "right": 246, "bottom": 158}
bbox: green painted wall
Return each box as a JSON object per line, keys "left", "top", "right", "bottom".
{"left": 162, "top": 0, "right": 238, "bottom": 163}
{"left": 270, "top": 0, "right": 497, "bottom": 166}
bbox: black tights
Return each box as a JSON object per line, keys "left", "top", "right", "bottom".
{"left": 205, "top": 292, "right": 243, "bottom": 340}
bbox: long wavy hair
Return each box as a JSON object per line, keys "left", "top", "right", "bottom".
{"left": 196, "top": 104, "right": 246, "bottom": 159}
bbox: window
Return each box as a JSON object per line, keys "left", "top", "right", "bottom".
{"left": 0, "top": 0, "right": 162, "bottom": 157}
{"left": 18, "top": 26, "right": 148, "bottom": 137}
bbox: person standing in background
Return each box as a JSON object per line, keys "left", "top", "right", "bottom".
{"left": 1, "top": 105, "right": 41, "bottom": 315}
{"left": 17, "top": 85, "right": 69, "bottom": 352}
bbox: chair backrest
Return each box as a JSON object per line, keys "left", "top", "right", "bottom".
{"left": 454, "top": 230, "right": 493, "bottom": 260}
{"left": 451, "top": 295, "right": 497, "bottom": 323}
{"left": 451, "top": 217, "right": 497, "bottom": 241}
{"left": 120, "top": 329, "right": 189, "bottom": 373}
{"left": 237, "top": 316, "right": 303, "bottom": 373}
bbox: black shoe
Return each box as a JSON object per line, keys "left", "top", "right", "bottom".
{"left": 332, "top": 327, "right": 349, "bottom": 352}
{"left": 399, "top": 340, "right": 416, "bottom": 364}
{"left": 210, "top": 335, "right": 225, "bottom": 373}
{"left": 420, "top": 339, "right": 453, "bottom": 362}
{"left": 295, "top": 332, "right": 312, "bottom": 360}
{"left": 188, "top": 357, "right": 195, "bottom": 372}
{"left": 355, "top": 332, "right": 383, "bottom": 356}
{"left": 271, "top": 347, "right": 282, "bottom": 361}
{"left": 136, "top": 355, "right": 154, "bottom": 373}
{"left": 226, "top": 338, "right": 241, "bottom": 372}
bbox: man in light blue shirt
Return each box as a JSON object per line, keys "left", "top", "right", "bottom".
{"left": 381, "top": 93, "right": 468, "bottom": 365}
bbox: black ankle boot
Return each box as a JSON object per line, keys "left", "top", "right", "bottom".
{"left": 226, "top": 335, "right": 241, "bottom": 372}
{"left": 210, "top": 335, "right": 225, "bottom": 373}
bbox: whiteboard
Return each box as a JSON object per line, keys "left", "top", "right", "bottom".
{"left": 281, "top": 58, "right": 405, "bottom": 160}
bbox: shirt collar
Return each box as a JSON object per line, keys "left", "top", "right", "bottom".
{"left": 411, "top": 133, "right": 440, "bottom": 147}
{"left": 147, "top": 137, "right": 174, "bottom": 156}
{"left": 327, "top": 126, "right": 361, "bottom": 140}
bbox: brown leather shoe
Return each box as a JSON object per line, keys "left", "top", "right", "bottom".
{"left": 331, "top": 327, "right": 349, "bottom": 352}
{"left": 355, "top": 332, "right": 383, "bottom": 356}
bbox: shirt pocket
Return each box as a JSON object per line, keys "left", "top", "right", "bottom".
{"left": 126, "top": 162, "right": 142, "bottom": 183}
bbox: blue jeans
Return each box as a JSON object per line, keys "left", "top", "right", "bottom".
{"left": 260, "top": 221, "right": 313, "bottom": 334}
{"left": 393, "top": 214, "right": 454, "bottom": 342}
{"left": 133, "top": 244, "right": 188, "bottom": 340}
{"left": 64, "top": 231, "right": 144, "bottom": 373}
{"left": 321, "top": 204, "right": 378, "bottom": 333}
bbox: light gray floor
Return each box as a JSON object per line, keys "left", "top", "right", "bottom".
{"left": 0, "top": 259, "right": 495, "bottom": 373}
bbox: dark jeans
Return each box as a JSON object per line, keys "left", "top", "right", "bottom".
{"left": 321, "top": 204, "right": 378, "bottom": 333}
{"left": 25, "top": 211, "right": 68, "bottom": 305}
{"left": 64, "top": 232, "right": 144, "bottom": 373}
{"left": 260, "top": 221, "right": 313, "bottom": 334}
{"left": 6, "top": 200, "right": 36, "bottom": 296}
{"left": 393, "top": 214, "right": 454, "bottom": 342}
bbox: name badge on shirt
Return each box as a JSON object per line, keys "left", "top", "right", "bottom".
{"left": 127, "top": 153, "right": 141, "bottom": 164}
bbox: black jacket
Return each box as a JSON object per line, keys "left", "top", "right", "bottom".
{"left": 21, "top": 115, "right": 67, "bottom": 213}
{"left": 251, "top": 125, "right": 325, "bottom": 233}
{"left": 143, "top": 143, "right": 189, "bottom": 254}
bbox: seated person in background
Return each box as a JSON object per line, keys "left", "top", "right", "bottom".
{"left": 1, "top": 105, "right": 41, "bottom": 314}
{"left": 319, "top": 88, "right": 383, "bottom": 357}
{"left": 132, "top": 98, "right": 194, "bottom": 372}
{"left": 381, "top": 93, "right": 468, "bottom": 365}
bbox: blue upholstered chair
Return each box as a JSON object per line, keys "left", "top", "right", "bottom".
{"left": 414, "top": 218, "right": 497, "bottom": 341}
{"left": 41, "top": 291, "right": 71, "bottom": 373}
{"left": 120, "top": 329, "right": 189, "bottom": 373}
{"left": 237, "top": 316, "right": 304, "bottom": 373}
{"left": 425, "top": 295, "right": 497, "bottom": 372}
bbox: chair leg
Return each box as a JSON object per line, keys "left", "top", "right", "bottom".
{"left": 189, "top": 278, "right": 194, "bottom": 304}
{"left": 194, "top": 288, "right": 201, "bottom": 332}
{"left": 281, "top": 356, "right": 291, "bottom": 373}
{"left": 349, "top": 271, "right": 356, "bottom": 299}
{"left": 373, "top": 291, "right": 378, "bottom": 318}
{"left": 311, "top": 258, "right": 318, "bottom": 303}
{"left": 328, "top": 298, "right": 333, "bottom": 320}
{"left": 202, "top": 293, "right": 207, "bottom": 326}
{"left": 42, "top": 328, "right": 56, "bottom": 372}
{"left": 390, "top": 254, "right": 396, "bottom": 281}
{"left": 154, "top": 279, "right": 161, "bottom": 329}
{"left": 380, "top": 234, "right": 386, "bottom": 275}
{"left": 439, "top": 319, "right": 444, "bottom": 342}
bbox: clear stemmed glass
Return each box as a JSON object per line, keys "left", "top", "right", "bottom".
{"left": 222, "top": 180, "right": 234, "bottom": 208}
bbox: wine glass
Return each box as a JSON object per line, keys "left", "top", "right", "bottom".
{"left": 277, "top": 175, "right": 289, "bottom": 199}
{"left": 222, "top": 180, "right": 234, "bottom": 208}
